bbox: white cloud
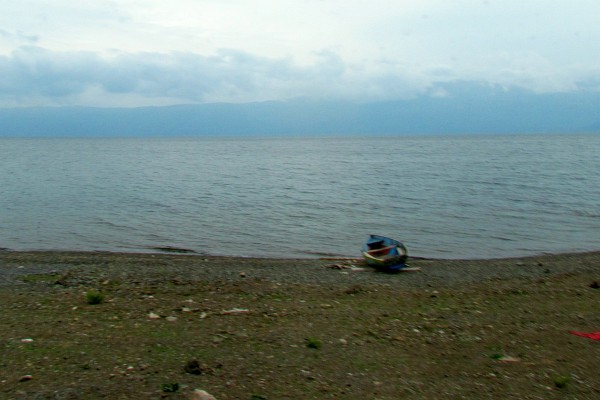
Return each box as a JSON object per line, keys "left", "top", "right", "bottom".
{"left": 0, "top": 1, "right": 599, "bottom": 106}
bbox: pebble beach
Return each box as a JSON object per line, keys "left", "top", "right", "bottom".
{"left": 1, "top": 250, "right": 599, "bottom": 399}
{"left": 2, "top": 249, "right": 600, "bottom": 288}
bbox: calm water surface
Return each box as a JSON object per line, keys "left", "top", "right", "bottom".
{"left": 1, "top": 135, "right": 599, "bottom": 259}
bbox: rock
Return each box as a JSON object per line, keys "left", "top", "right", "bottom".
{"left": 498, "top": 355, "right": 520, "bottom": 362}
{"left": 300, "top": 370, "right": 316, "bottom": 380}
{"left": 190, "top": 389, "right": 217, "bottom": 400}
{"left": 161, "top": 383, "right": 179, "bottom": 393}
{"left": 221, "top": 308, "right": 249, "bottom": 315}
{"left": 184, "top": 360, "right": 203, "bottom": 375}
{"left": 165, "top": 316, "right": 178, "bottom": 322}
{"left": 148, "top": 312, "right": 160, "bottom": 319}
{"left": 19, "top": 375, "right": 33, "bottom": 382}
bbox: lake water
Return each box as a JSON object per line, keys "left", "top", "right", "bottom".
{"left": 1, "top": 134, "right": 599, "bottom": 259}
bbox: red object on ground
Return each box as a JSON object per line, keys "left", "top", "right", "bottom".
{"left": 569, "top": 331, "right": 600, "bottom": 340}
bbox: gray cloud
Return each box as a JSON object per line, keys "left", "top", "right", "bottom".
{"left": 1, "top": 45, "right": 599, "bottom": 107}
{"left": 0, "top": 46, "right": 424, "bottom": 106}
{"left": 2, "top": 2, "right": 600, "bottom": 107}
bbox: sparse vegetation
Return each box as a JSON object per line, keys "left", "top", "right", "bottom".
{"left": 85, "top": 290, "right": 104, "bottom": 305}
{"left": 1, "top": 250, "right": 599, "bottom": 399}
{"left": 553, "top": 374, "right": 571, "bottom": 389}
{"left": 489, "top": 347, "right": 504, "bottom": 360}
{"left": 305, "top": 337, "right": 322, "bottom": 349}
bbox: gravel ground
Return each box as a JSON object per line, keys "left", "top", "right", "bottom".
{"left": 1, "top": 250, "right": 599, "bottom": 399}
{"left": 1, "top": 250, "right": 599, "bottom": 288}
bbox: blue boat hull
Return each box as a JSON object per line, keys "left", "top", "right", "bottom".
{"left": 361, "top": 234, "right": 408, "bottom": 272}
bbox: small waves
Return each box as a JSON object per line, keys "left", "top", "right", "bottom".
{"left": 1, "top": 135, "right": 600, "bottom": 258}
{"left": 574, "top": 209, "right": 600, "bottom": 218}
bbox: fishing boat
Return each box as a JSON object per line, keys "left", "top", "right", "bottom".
{"left": 362, "top": 234, "right": 408, "bottom": 272}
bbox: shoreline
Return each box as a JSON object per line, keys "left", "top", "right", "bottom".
{"left": 3, "top": 241, "right": 600, "bottom": 261}
{"left": 3, "top": 247, "right": 600, "bottom": 259}
{"left": 2, "top": 249, "right": 599, "bottom": 289}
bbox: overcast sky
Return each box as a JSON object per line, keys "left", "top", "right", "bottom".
{"left": 1, "top": 0, "right": 599, "bottom": 107}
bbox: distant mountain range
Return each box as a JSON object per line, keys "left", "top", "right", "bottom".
{"left": 1, "top": 86, "right": 599, "bottom": 137}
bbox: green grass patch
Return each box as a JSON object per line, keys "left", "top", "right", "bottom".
{"left": 85, "top": 290, "right": 104, "bottom": 305}
{"left": 553, "top": 374, "right": 571, "bottom": 389}
{"left": 488, "top": 346, "right": 505, "bottom": 360}
{"left": 305, "top": 337, "right": 322, "bottom": 349}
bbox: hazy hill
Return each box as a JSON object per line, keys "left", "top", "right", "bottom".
{"left": 1, "top": 85, "right": 599, "bottom": 137}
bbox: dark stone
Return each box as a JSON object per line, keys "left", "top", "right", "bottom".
{"left": 184, "top": 360, "right": 203, "bottom": 375}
